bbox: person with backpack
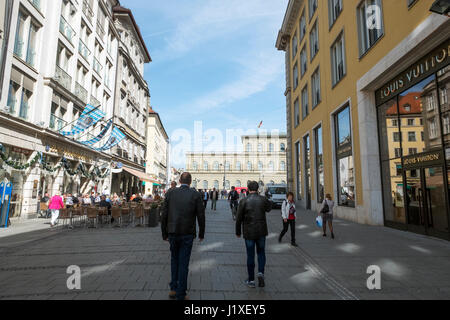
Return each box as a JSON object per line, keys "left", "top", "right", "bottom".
{"left": 320, "top": 194, "right": 335, "bottom": 239}
{"left": 278, "top": 192, "right": 298, "bottom": 247}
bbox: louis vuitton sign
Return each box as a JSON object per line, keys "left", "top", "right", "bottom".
{"left": 376, "top": 39, "right": 450, "bottom": 105}
{"left": 403, "top": 150, "right": 444, "bottom": 170}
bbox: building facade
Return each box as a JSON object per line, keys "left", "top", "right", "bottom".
{"left": 109, "top": 5, "right": 151, "bottom": 197}
{"left": 145, "top": 107, "right": 169, "bottom": 195}
{"left": 186, "top": 134, "right": 287, "bottom": 191}
{"left": 276, "top": 0, "right": 450, "bottom": 240}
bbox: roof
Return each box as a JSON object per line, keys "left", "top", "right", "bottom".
{"left": 113, "top": 5, "right": 152, "bottom": 62}
{"left": 386, "top": 92, "right": 422, "bottom": 115}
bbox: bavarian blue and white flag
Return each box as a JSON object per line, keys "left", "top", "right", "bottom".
{"left": 78, "top": 119, "right": 113, "bottom": 146}
{"left": 59, "top": 104, "right": 106, "bottom": 136}
{"left": 94, "top": 126, "right": 126, "bottom": 151}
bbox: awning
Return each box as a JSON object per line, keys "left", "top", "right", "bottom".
{"left": 122, "top": 166, "right": 159, "bottom": 184}
{"left": 153, "top": 183, "right": 161, "bottom": 186}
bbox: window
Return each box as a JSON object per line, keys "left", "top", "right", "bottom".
{"left": 269, "top": 143, "right": 274, "bottom": 152}
{"left": 328, "top": 0, "right": 343, "bottom": 27}
{"left": 409, "top": 148, "right": 418, "bottom": 155}
{"left": 258, "top": 143, "right": 263, "bottom": 152}
{"left": 7, "top": 68, "right": 35, "bottom": 121}
{"left": 213, "top": 161, "right": 219, "bottom": 171}
{"left": 225, "top": 161, "right": 231, "bottom": 171}
{"left": 396, "top": 164, "right": 402, "bottom": 177}
{"left": 293, "top": 63, "right": 299, "bottom": 89}
{"left": 301, "top": 85, "right": 309, "bottom": 119}
{"left": 299, "top": 11, "right": 306, "bottom": 41}
{"left": 309, "top": 0, "right": 318, "bottom": 19}
{"left": 247, "top": 161, "right": 252, "bottom": 171}
{"left": 246, "top": 143, "right": 252, "bottom": 152}
{"left": 280, "top": 143, "right": 286, "bottom": 152}
{"left": 335, "top": 105, "right": 355, "bottom": 207}
{"left": 443, "top": 115, "right": 450, "bottom": 135}
{"left": 311, "top": 67, "right": 321, "bottom": 108}
{"left": 408, "top": 132, "right": 416, "bottom": 142}
{"left": 394, "top": 148, "right": 402, "bottom": 158}
{"left": 281, "top": 161, "right": 286, "bottom": 171}
{"left": 299, "top": 45, "right": 307, "bottom": 78}
{"left": 14, "top": 11, "right": 40, "bottom": 67}
{"left": 268, "top": 161, "right": 274, "bottom": 172}
{"left": 310, "top": 21, "right": 319, "bottom": 60}
{"left": 392, "top": 119, "right": 398, "bottom": 127}
{"left": 429, "top": 118, "right": 438, "bottom": 139}
{"left": 214, "top": 180, "right": 219, "bottom": 189}
{"left": 393, "top": 132, "right": 401, "bottom": 142}
{"left": 407, "top": 0, "right": 418, "bottom": 8}
{"left": 50, "top": 94, "right": 68, "bottom": 131}
{"left": 315, "top": 126, "right": 324, "bottom": 203}
{"left": 203, "top": 162, "right": 208, "bottom": 171}
{"left": 292, "top": 31, "right": 298, "bottom": 58}
{"left": 203, "top": 181, "right": 208, "bottom": 190}
{"left": 407, "top": 119, "right": 415, "bottom": 126}
{"left": 304, "top": 134, "right": 312, "bottom": 208}
{"left": 357, "top": 0, "right": 384, "bottom": 56}
{"left": 235, "top": 180, "right": 241, "bottom": 188}
{"left": 331, "top": 32, "right": 346, "bottom": 86}
{"left": 193, "top": 161, "right": 198, "bottom": 170}
{"left": 295, "top": 141, "right": 302, "bottom": 200}
{"left": 294, "top": 98, "right": 300, "bottom": 127}
{"left": 258, "top": 161, "right": 263, "bottom": 171}
{"left": 225, "top": 180, "right": 230, "bottom": 190}
{"left": 236, "top": 161, "right": 241, "bottom": 171}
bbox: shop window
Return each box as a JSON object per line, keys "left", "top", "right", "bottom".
{"left": 334, "top": 105, "right": 355, "bottom": 207}
{"left": 315, "top": 125, "right": 324, "bottom": 203}
{"left": 295, "top": 141, "right": 302, "bottom": 200}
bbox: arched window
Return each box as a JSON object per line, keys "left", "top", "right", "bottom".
{"left": 236, "top": 161, "right": 241, "bottom": 171}
{"left": 203, "top": 180, "right": 208, "bottom": 190}
{"left": 213, "top": 161, "right": 219, "bottom": 171}
{"left": 258, "top": 143, "right": 263, "bottom": 152}
{"left": 246, "top": 143, "right": 252, "bottom": 152}
{"left": 193, "top": 161, "right": 198, "bottom": 171}
{"left": 269, "top": 143, "right": 274, "bottom": 152}
{"left": 269, "top": 180, "right": 275, "bottom": 185}
{"left": 225, "top": 161, "right": 230, "bottom": 171}
{"left": 280, "top": 143, "right": 286, "bottom": 152}
{"left": 225, "top": 180, "right": 230, "bottom": 189}
{"left": 203, "top": 162, "right": 208, "bottom": 171}
{"left": 236, "top": 180, "right": 241, "bottom": 187}
{"left": 213, "top": 180, "right": 219, "bottom": 189}
{"left": 258, "top": 161, "right": 263, "bottom": 171}
{"left": 247, "top": 161, "right": 252, "bottom": 171}
{"left": 268, "top": 161, "right": 274, "bottom": 171}
{"left": 280, "top": 161, "right": 286, "bottom": 171}
{"left": 281, "top": 180, "right": 286, "bottom": 185}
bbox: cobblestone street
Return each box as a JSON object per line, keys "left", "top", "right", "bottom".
{"left": 1, "top": 200, "right": 450, "bottom": 300}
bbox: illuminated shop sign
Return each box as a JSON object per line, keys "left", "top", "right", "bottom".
{"left": 376, "top": 39, "right": 450, "bottom": 105}
{"left": 403, "top": 150, "right": 444, "bottom": 169}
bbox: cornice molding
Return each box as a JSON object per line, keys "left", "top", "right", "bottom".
{"left": 276, "top": 0, "right": 304, "bottom": 51}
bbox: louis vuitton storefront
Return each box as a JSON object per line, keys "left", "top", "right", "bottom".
{"left": 376, "top": 39, "right": 450, "bottom": 240}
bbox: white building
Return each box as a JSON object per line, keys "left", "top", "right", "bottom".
{"left": 110, "top": 5, "right": 152, "bottom": 197}
{"left": 0, "top": 0, "right": 122, "bottom": 219}
{"left": 145, "top": 107, "right": 169, "bottom": 195}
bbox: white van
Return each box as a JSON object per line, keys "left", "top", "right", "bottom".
{"left": 266, "top": 184, "right": 288, "bottom": 208}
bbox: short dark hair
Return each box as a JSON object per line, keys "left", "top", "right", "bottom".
{"left": 247, "top": 181, "right": 259, "bottom": 192}
{"left": 180, "top": 172, "right": 192, "bottom": 185}
{"left": 287, "top": 192, "right": 294, "bottom": 199}
{"left": 231, "top": 186, "right": 235, "bottom": 190}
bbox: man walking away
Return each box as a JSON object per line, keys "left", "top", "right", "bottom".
{"left": 210, "top": 188, "right": 219, "bottom": 211}
{"left": 236, "top": 181, "right": 272, "bottom": 288}
{"left": 228, "top": 186, "right": 239, "bottom": 220}
{"left": 202, "top": 189, "right": 209, "bottom": 209}
{"left": 320, "top": 194, "right": 335, "bottom": 239}
{"left": 161, "top": 172, "right": 205, "bottom": 301}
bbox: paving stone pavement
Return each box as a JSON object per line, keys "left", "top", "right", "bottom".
{"left": 0, "top": 200, "right": 450, "bottom": 300}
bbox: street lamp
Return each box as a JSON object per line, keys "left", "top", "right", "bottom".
{"left": 220, "top": 163, "right": 226, "bottom": 190}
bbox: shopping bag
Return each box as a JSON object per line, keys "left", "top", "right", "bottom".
{"left": 316, "top": 216, "right": 323, "bottom": 228}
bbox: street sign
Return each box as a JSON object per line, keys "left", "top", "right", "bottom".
{"left": 0, "top": 181, "right": 13, "bottom": 228}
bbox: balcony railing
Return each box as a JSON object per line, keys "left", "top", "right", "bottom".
{"left": 59, "top": 16, "right": 76, "bottom": 44}
{"left": 78, "top": 39, "right": 91, "bottom": 62}
{"left": 19, "top": 101, "right": 29, "bottom": 120}
{"left": 55, "top": 65, "right": 72, "bottom": 91}
{"left": 28, "top": 0, "right": 41, "bottom": 10}
{"left": 82, "top": 0, "right": 94, "bottom": 23}
{"left": 75, "top": 81, "right": 88, "bottom": 104}
{"left": 90, "top": 96, "right": 100, "bottom": 107}
{"left": 50, "top": 114, "right": 67, "bottom": 131}
{"left": 93, "top": 57, "right": 103, "bottom": 75}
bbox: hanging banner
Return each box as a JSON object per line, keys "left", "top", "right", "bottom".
{"left": 78, "top": 119, "right": 113, "bottom": 146}
{"left": 94, "top": 127, "right": 126, "bottom": 151}
{"left": 59, "top": 104, "right": 106, "bottom": 137}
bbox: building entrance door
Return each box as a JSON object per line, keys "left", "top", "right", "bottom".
{"left": 405, "top": 165, "right": 449, "bottom": 237}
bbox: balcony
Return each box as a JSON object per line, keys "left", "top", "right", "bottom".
{"left": 82, "top": 0, "right": 94, "bottom": 24}
{"left": 75, "top": 82, "right": 88, "bottom": 104}
{"left": 50, "top": 114, "right": 67, "bottom": 131}
{"left": 55, "top": 65, "right": 72, "bottom": 91}
{"left": 90, "top": 96, "right": 100, "bottom": 107}
{"left": 93, "top": 57, "right": 103, "bottom": 76}
{"left": 59, "top": 16, "right": 76, "bottom": 44}
{"left": 19, "top": 101, "right": 29, "bottom": 120}
{"left": 78, "top": 39, "right": 91, "bottom": 62}
{"left": 28, "top": 0, "right": 41, "bottom": 10}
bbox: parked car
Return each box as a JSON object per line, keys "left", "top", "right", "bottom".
{"left": 266, "top": 184, "right": 288, "bottom": 208}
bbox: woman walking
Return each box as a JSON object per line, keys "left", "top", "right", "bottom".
{"left": 279, "top": 192, "right": 298, "bottom": 247}
{"left": 320, "top": 194, "right": 335, "bottom": 239}
{"left": 48, "top": 191, "right": 64, "bottom": 227}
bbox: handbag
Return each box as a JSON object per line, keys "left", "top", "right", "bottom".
{"left": 320, "top": 201, "right": 329, "bottom": 214}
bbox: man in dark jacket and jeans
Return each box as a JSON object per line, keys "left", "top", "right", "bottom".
{"left": 161, "top": 172, "right": 205, "bottom": 300}
{"left": 236, "top": 181, "right": 272, "bottom": 288}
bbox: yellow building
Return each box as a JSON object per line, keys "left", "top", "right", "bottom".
{"left": 276, "top": 0, "right": 450, "bottom": 240}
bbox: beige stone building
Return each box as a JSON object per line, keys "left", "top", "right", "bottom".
{"left": 186, "top": 134, "right": 287, "bottom": 191}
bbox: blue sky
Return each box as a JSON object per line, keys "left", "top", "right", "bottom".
{"left": 124, "top": 0, "right": 289, "bottom": 167}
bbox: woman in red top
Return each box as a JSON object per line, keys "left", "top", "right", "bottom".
{"left": 279, "top": 192, "right": 298, "bottom": 246}
{"left": 48, "top": 191, "right": 64, "bottom": 227}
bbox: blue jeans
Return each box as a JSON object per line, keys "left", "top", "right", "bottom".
{"left": 244, "top": 237, "right": 266, "bottom": 282}
{"left": 169, "top": 234, "right": 194, "bottom": 300}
